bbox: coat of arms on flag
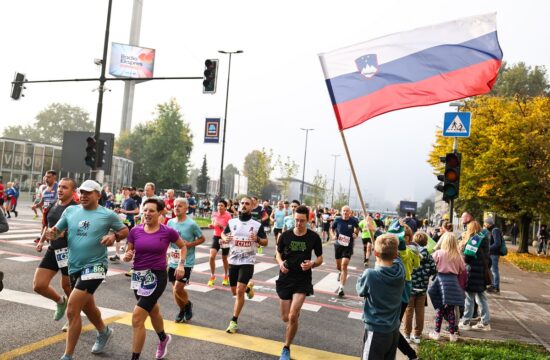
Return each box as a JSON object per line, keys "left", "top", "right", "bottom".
{"left": 355, "top": 54, "right": 378, "bottom": 79}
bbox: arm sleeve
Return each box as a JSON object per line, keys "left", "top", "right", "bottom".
{"left": 110, "top": 211, "right": 126, "bottom": 231}
{"left": 313, "top": 233, "right": 323, "bottom": 257}
{"left": 277, "top": 232, "right": 286, "bottom": 255}
{"left": 223, "top": 224, "right": 231, "bottom": 235}
{"left": 257, "top": 225, "right": 266, "bottom": 239}
{"left": 55, "top": 207, "right": 70, "bottom": 232}
{"left": 193, "top": 223, "right": 203, "bottom": 238}
{"left": 169, "top": 227, "right": 180, "bottom": 243}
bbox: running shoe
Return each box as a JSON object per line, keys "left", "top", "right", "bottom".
{"left": 409, "top": 335, "right": 421, "bottom": 344}
{"left": 207, "top": 276, "right": 216, "bottom": 287}
{"left": 33, "top": 215, "right": 38, "bottom": 220}
{"left": 246, "top": 281, "right": 255, "bottom": 299}
{"left": 459, "top": 321, "right": 472, "bottom": 331}
{"left": 61, "top": 321, "right": 69, "bottom": 332}
{"left": 54, "top": 296, "right": 67, "bottom": 321}
{"left": 175, "top": 308, "right": 186, "bottom": 323}
{"left": 34, "top": 237, "right": 41, "bottom": 244}
{"left": 428, "top": 331, "right": 440, "bottom": 340}
{"left": 222, "top": 276, "right": 229, "bottom": 286}
{"left": 257, "top": 246, "right": 263, "bottom": 255}
{"left": 184, "top": 301, "right": 193, "bottom": 321}
{"left": 337, "top": 286, "right": 345, "bottom": 298}
{"left": 449, "top": 333, "right": 459, "bottom": 342}
{"left": 59, "top": 355, "right": 73, "bottom": 360}
{"left": 91, "top": 326, "right": 113, "bottom": 354}
{"left": 125, "top": 270, "right": 133, "bottom": 277}
{"left": 472, "top": 322, "right": 491, "bottom": 331}
{"left": 364, "top": 259, "right": 369, "bottom": 267}
{"left": 13, "top": 210, "right": 18, "bottom": 217}
{"left": 155, "top": 334, "right": 172, "bottom": 359}
{"left": 0, "top": 271, "right": 3, "bottom": 292}
{"left": 109, "top": 254, "right": 120, "bottom": 263}
{"left": 280, "top": 347, "right": 290, "bottom": 360}
{"left": 226, "top": 320, "right": 238, "bottom": 334}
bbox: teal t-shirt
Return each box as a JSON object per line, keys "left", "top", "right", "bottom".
{"left": 273, "top": 209, "right": 286, "bottom": 229}
{"left": 284, "top": 215, "right": 295, "bottom": 230}
{"left": 167, "top": 217, "right": 203, "bottom": 268}
{"left": 55, "top": 205, "right": 125, "bottom": 275}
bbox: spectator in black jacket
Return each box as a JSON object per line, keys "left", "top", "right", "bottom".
{"left": 484, "top": 217, "right": 502, "bottom": 293}
{"left": 0, "top": 209, "right": 8, "bottom": 292}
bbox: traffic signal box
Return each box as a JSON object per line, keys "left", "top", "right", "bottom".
{"left": 435, "top": 152, "right": 461, "bottom": 202}
{"left": 85, "top": 137, "right": 97, "bottom": 169}
{"left": 203, "top": 59, "right": 219, "bottom": 94}
{"left": 10, "top": 72, "right": 26, "bottom": 100}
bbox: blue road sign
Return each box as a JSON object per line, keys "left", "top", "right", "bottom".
{"left": 443, "top": 112, "right": 471, "bottom": 137}
{"left": 204, "top": 118, "right": 220, "bottom": 143}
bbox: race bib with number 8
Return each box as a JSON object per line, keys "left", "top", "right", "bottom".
{"left": 81, "top": 264, "right": 106, "bottom": 280}
{"left": 337, "top": 234, "right": 351, "bottom": 247}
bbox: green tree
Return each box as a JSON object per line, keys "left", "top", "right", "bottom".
{"left": 417, "top": 198, "right": 435, "bottom": 220}
{"left": 491, "top": 62, "right": 549, "bottom": 99}
{"left": 429, "top": 96, "right": 550, "bottom": 253}
{"left": 188, "top": 168, "right": 200, "bottom": 192}
{"left": 115, "top": 99, "right": 193, "bottom": 190}
{"left": 3, "top": 103, "right": 93, "bottom": 145}
{"left": 223, "top": 163, "right": 240, "bottom": 197}
{"left": 243, "top": 148, "right": 273, "bottom": 197}
{"left": 276, "top": 155, "right": 299, "bottom": 199}
{"left": 310, "top": 170, "right": 328, "bottom": 206}
{"left": 196, "top": 155, "right": 209, "bottom": 193}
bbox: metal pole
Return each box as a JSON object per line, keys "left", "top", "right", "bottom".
{"left": 219, "top": 53, "right": 232, "bottom": 197}
{"left": 338, "top": 130, "right": 368, "bottom": 216}
{"left": 93, "top": 0, "right": 113, "bottom": 181}
{"left": 330, "top": 154, "right": 340, "bottom": 208}
{"left": 299, "top": 128, "right": 313, "bottom": 204}
{"left": 347, "top": 170, "right": 351, "bottom": 206}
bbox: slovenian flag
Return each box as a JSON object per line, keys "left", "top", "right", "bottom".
{"left": 319, "top": 13, "right": 503, "bottom": 130}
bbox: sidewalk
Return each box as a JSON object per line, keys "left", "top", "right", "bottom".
{"left": 396, "top": 255, "right": 550, "bottom": 359}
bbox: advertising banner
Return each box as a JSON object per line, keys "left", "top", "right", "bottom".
{"left": 109, "top": 43, "right": 155, "bottom": 79}
{"left": 204, "top": 118, "right": 221, "bottom": 143}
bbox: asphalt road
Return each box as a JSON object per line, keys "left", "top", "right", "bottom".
{"left": 0, "top": 210, "right": 368, "bottom": 360}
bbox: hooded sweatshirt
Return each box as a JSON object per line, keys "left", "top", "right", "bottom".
{"left": 356, "top": 257, "right": 405, "bottom": 333}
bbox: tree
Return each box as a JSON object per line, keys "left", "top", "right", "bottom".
{"left": 310, "top": 170, "right": 328, "bottom": 206}
{"left": 196, "top": 155, "right": 209, "bottom": 193}
{"left": 491, "top": 62, "right": 549, "bottom": 99}
{"left": 188, "top": 168, "right": 200, "bottom": 192}
{"left": 276, "top": 155, "right": 299, "bottom": 199}
{"left": 115, "top": 98, "right": 193, "bottom": 190}
{"left": 3, "top": 103, "right": 93, "bottom": 145}
{"left": 416, "top": 198, "right": 435, "bottom": 220}
{"left": 243, "top": 148, "right": 274, "bottom": 197}
{"left": 223, "top": 163, "right": 240, "bottom": 197}
{"left": 429, "top": 95, "right": 550, "bottom": 253}
{"left": 332, "top": 185, "right": 349, "bottom": 210}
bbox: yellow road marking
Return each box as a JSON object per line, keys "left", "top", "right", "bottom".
{"left": 115, "top": 315, "right": 358, "bottom": 360}
{"left": 0, "top": 314, "right": 127, "bottom": 360}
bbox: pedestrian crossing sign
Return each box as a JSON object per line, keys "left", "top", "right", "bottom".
{"left": 443, "top": 112, "right": 471, "bottom": 137}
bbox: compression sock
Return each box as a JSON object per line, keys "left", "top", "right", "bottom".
{"left": 157, "top": 331, "right": 167, "bottom": 342}
{"left": 231, "top": 316, "right": 238, "bottom": 322}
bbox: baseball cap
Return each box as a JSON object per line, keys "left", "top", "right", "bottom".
{"left": 78, "top": 180, "right": 101, "bottom": 193}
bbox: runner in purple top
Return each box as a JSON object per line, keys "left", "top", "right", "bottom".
{"left": 123, "top": 198, "right": 186, "bottom": 360}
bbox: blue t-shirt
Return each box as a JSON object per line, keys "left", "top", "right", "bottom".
{"left": 55, "top": 205, "right": 125, "bottom": 275}
{"left": 331, "top": 216, "right": 360, "bottom": 246}
{"left": 42, "top": 182, "right": 58, "bottom": 209}
{"left": 167, "top": 217, "right": 203, "bottom": 268}
{"left": 273, "top": 209, "right": 286, "bottom": 229}
{"left": 121, "top": 197, "right": 137, "bottom": 226}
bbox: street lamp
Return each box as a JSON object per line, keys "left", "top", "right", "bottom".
{"left": 218, "top": 50, "right": 243, "bottom": 197}
{"left": 299, "top": 128, "right": 314, "bottom": 204}
{"left": 330, "top": 154, "right": 341, "bottom": 208}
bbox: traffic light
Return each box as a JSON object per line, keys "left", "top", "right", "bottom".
{"left": 96, "top": 139, "right": 106, "bottom": 168}
{"left": 85, "top": 137, "right": 97, "bottom": 169}
{"left": 203, "top": 59, "right": 218, "bottom": 94}
{"left": 10, "top": 72, "right": 26, "bottom": 100}
{"left": 435, "top": 152, "right": 461, "bottom": 202}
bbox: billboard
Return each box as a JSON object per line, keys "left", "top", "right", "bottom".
{"left": 399, "top": 201, "right": 417, "bottom": 214}
{"left": 109, "top": 43, "right": 155, "bottom": 79}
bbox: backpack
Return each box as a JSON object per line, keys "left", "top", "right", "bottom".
{"left": 493, "top": 228, "right": 507, "bottom": 256}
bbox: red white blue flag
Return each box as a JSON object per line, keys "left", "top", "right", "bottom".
{"left": 319, "top": 13, "right": 503, "bottom": 130}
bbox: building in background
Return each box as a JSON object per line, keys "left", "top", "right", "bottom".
{"left": 0, "top": 137, "right": 133, "bottom": 200}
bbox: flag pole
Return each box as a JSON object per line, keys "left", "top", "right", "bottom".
{"left": 339, "top": 129, "right": 368, "bottom": 216}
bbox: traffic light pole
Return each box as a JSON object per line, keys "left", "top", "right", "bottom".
{"left": 449, "top": 137, "right": 458, "bottom": 223}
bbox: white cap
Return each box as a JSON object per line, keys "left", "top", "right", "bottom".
{"left": 78, "top": 180, "right": 101, "bottom": 193}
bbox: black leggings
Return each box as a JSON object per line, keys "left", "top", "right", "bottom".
{"left": 398, "top": 301, "right": 417, "bottom": 359}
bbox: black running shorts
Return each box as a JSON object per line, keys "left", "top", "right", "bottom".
{"left": 133, "top": 269, "right": 168, "bottom": 313}
{"left": 168, "top": 266, "right": 192, "bottom": 284}
{"left": 211, "top": 236, "right": 230, "bottom": 256}
{"left": 361, "top": 237, "right": 372, "bottom": 245}
{"left": 334, "top": 244, "right": 354, "bottom": 259}
{"left": 69, "top": 272, "right": 103, "bottom": 294}
{"left": 228, "top": 264, "right": 254, "bottom": 287}
{"left": 38, "top": 247, "right": 69, "bottom": 276}
{"left": 276, "top": 275, "right": 313, "bottom": 300}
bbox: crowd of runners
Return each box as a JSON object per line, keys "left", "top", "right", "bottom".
{"left": 0, "top": 169, "right": 517, "bottom": 360}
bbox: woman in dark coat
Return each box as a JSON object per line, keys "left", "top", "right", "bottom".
{"left": 458, "top": 220, "right": 491, "bottom": 331}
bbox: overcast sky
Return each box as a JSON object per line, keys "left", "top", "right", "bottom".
{"left": 1, "top": 1, "right": 549, "bottom": 209}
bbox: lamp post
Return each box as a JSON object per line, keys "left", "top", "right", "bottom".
{"left": 330, "top": 154, "right": 341, "bottom": 208}
{"left": 299, "top": 128, "right": 314, "bottom": 204}
{"left": 218, "top": 50, "right": 243, "bottom": 197}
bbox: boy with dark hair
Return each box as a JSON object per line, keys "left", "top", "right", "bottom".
{"left": 356, "top": 234, "right": 405, "bottom": 360}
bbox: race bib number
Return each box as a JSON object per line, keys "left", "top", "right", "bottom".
{"left": 234, "top": 236, "right": 254, "bottom": 252}
{"left": 54, "top": 248, "right": 68, "bottom": 268}
{"left": 136, "top": 270, "right": 157, "bottom": 296}
{"left": 337, "top": 234, "right": 351, "bottom": 247}
{"left": 81, "top": 264, "right": 106, "bottom": 280}
{"left": 169, "top": 248, "right": 180, "bottom": 262}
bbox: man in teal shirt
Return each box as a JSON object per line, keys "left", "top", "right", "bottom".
{"left": 167, "top": 197, "right": 205, "bottom": 323}
{"left": 48, "top": 180, "right": 128, "bottom": 360}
